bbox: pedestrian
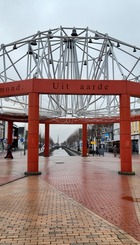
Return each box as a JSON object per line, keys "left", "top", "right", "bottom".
{"left": 100, "top": 144, "right": 105, "bottom": 156}
{"left": 96, "top": 146, "right": 100, "bottom": 156}
{"left": 4, "top": 144, "right": 13, "bottom": 159}
{"left": 113, "top": 145, "right": 117, "bottom": 157}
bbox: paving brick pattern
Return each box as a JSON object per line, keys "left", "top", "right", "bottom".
{"left": 0, "top": 151, "right": 25, "bottom": 186}
{"left": 0, "top": 151, "right": 140, "bottom": 244}
{"left": 0, "top": 176, "right": 139, "bottom": 245}
{"left": 41, "top": 154, "right": 140, "bottom": 242}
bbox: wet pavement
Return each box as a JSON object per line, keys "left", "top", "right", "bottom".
{"left": 0, "top": 149, "right": 140, "bottom": 244}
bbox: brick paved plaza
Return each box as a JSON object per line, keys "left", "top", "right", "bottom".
{"left": 0, "top": 151, "right": 139, "bottom": 244}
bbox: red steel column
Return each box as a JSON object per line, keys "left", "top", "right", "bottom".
{"left": 44, "top": 123, "right": 50, "bottom": 157}
{"left": 7, "top": 121, "right": 13, "bottom": 145}
{"left": 119, "top": 94, "right": 135, "bottom": 175}
{"left": 82, "top": 124, "right": 87, "bottom": 157}
{"left": 25, "top": 92, "right": 41, "bottom": 175}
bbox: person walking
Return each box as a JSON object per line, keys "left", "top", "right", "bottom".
{"left": 4, "top": 144, "right": 13, "bottom": 159}
{"left": 113, "top": 145, "right": 117, "bottom": 157}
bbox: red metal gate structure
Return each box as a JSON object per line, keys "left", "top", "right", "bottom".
{"left": 0, "top": 78, "right": 139, "bottom": 175}
{"left": 0, "top": 27, "right": 140, "bottom": 175}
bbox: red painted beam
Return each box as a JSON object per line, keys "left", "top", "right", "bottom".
{"left": 0, "top": 113, "right": 140, "bottom": 124}
{"left": 0, "top": 79, "right": 140, "bottom": 97}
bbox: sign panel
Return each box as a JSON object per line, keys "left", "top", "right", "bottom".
{"left": 0, "top": 79, "right": 140, "bottom": 97}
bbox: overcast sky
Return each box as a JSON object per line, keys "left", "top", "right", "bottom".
{"left": 1, "top": 0, "right": 140, "bottom": 143}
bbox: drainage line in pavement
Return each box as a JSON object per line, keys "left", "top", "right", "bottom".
{"left": 0, "top": 175, "right": 28, "bottom": 187}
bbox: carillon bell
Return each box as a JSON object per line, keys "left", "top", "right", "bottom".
{"left": 27, "top": 45, "right": 33, "bottom": 55}
{"left": 30, "top": 39, "right": 37, "bottom": 45}
{"left": 13, "top": 44, "right": 17, "bottom": 49}
{"left": 88, "top": 37, "right": 92, "bottom": 43}
{"left": 48, "top": 29, "right": 53, "bottom": 39}
{"left": 133, "top": 47, "right": 136, "bottom": 52}
{"left": 94, "top": 33, "right": 99, "bottom": 40}
{"left": 71, "top": 28, "right": 78, "bottom": 36}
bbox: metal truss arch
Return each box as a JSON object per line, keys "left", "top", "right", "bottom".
{"left": 1, "top": 26, "right": 140, "bottom": 118}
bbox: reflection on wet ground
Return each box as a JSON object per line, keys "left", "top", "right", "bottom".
{"left": 51, "top": 147, "right": 69, "bottom": 157}
{"left": 42, "top": 149, "right": 140, "bottom": 241}
{"left": 0, "top": 149, "right": 140, "bottom": 242}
